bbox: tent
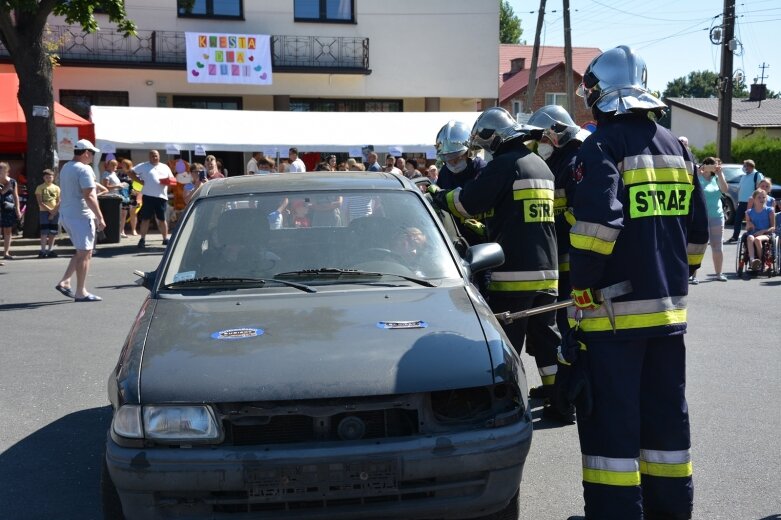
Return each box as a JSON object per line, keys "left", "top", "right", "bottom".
{"left": 90, "top": 105, "right": 481, "bottom": 155}
{"left": 0, "top": 73, "right": 95, "bottom": 154}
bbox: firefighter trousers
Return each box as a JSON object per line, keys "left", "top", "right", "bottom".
{"left": 489, "top": 291, "right": 560, "bottom": 387}
{"left": 575, "top": 334, "right": 693, "bottom": 520}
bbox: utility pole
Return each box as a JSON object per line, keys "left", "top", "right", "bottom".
{"left": 563, "top": 0, "right": 574, "bottom": 115}
{"left": 526, "top": 0, "right": 546, "bottom": 114}
{"left": 716, "top": 0, "right": 735, "bottom": 162}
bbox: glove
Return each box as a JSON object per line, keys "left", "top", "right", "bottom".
{"left": 554, "top": 328, "right": 593, "bottom": 418}
{"left": 571, "top": 287, "right": 600, "bottom": 311}
{"left": 427, "top": 184, "right": 442, "bottom": 195}
{"left": 464, "top": 219, "right": 486, "bottom": 237}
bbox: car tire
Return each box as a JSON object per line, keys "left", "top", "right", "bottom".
{"left": 101, "top": 456, "right": 125, "bottom": 520}
{"left": 721, "top": 196, "right": 735, "bottom": 226}
{"left": 471, "top": 490, "right": 519, "bottom": 520}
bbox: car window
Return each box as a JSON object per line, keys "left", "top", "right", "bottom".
{"left": 721, "top": 166, "right": 743, "bottom": 183}
{"left": 162, "top": 190, "right": 462, "bottom": 286}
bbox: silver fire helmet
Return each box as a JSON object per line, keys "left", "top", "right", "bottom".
{"left": 527, "top": 105, "right": 585, "bottom": 148}
{"left": 469, "top": 107, "right": 540, "bottom": 154}
{"left": 435, "top": 120, "right": 471, "bottom": 160}
{"left": 577, "top": 45, "right": 666, "bottom": 114}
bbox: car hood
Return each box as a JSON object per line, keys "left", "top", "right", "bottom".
{"left": 138, "top": 286, "right": 494, "bottom": 403}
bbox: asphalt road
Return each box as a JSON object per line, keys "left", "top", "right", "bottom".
{"left": 0, "top": 239, "right": 779, "bottom": 520}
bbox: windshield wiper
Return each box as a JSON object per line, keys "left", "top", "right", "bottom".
{"left": 275, "top": 268, "right": 437, "bottom": 288}
{"left": 163, "top": 276, "right": 317, "bottom": 293}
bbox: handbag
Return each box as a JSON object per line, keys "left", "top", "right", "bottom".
{"left": 1, "top": 182, "right": 14, "bottom": 210}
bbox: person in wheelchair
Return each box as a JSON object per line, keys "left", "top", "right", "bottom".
{"left": 745, "top": 189, "right": 776, "bottom": 271}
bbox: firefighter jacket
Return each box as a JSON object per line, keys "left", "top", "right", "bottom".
{"left": 436, "top": 156, "right": 490, "bottom": 245}
{"left": 568, "top": 114, "right": 709, "bottom": 339}
{"left": 433, "top": 139, "right": 558, "bottom": 295}
{"left": 547, "top": 139, "right": 580, "bottom": 275}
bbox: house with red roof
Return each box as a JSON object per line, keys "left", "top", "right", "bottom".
{"left": 498, "top": 44, "right": 602, "bottom": 125}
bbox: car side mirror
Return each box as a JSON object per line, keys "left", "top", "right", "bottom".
{"left": 133, "top": 269, "right": 157, "bottom": 291}
{"left": 465, "top": 242, "right": 504, "bottom": 273}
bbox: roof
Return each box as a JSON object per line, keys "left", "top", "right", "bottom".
{"left": 665, "top": 97, "right": 781, "bottom": 128}
{"left": 198, "top": 172, "right": 409, "bottom": 198}
{"left": 91, "top": 106, "right": 482, "bottom": 154}
{"left": 499, "top": 44, "right": 601, "bottom": 85}
{"left": 499, "top": 62, "right": 560, "bottom": 103}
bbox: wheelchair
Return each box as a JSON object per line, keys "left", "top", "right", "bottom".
{"left": 735, "top": 228, "right": 780, "bottom": 278}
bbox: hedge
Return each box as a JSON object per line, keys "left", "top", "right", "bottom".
{"left": 691, "top": 130, "right": 781, "bottom": 181}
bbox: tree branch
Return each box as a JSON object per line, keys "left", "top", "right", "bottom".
{"left": 0, "top": 8, "right": 18, "bottom": 53}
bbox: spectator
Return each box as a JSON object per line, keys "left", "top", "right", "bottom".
{"left": 119, "top": 159, "right": 139, "bottom": 236}
{"left": 404, "top": 158, "right": 423, "bottom": 179}
{"left": 327, "top": 154, "right": 337, "bottom": 171}
{"left": 257, "top": 156, "right": 275, "bottom": 174}
{"left": 315, "top": 161, "right": 332, "bottom": 172}
{"left": 384, "top": 155, "right": 403, "bottom": 175}
{"left": 204, "top": 155, "right": 224, "bottom": 179}
{"left": 129, "top": 150, "right": 176, "bottom": 248}
{"left": 725, "top": 159, "right": 762, "bottom": 243}
{"left": 185, "top": 163, "right": 206, "bottom": 205}
{"left": 691, "top": 157, "right": 729, "bottom": 283}
{"left": 395, "top": 156, "right": 406, "bottom": 172}
{"left": 347, "top": 158, "right": 365, "bottom": 171}
{"left": 745, "top": 188, "right": 776, "bottom": 271}
{"left": 102, "top": 160, "right": 130, "bottom": 237}
{"left": 757, "top": 177, "right": 777, "bottom": 211}
{"left": 35, "top": 169, "right": 61, "bottom": 258}
{"left": 55, "top": 139, "right": 106, "bottom": 302}
{"left": 366, "top": 151, "right": 382, "bottom": 172}
{"left": 246, "top": 152, "right": 262, "bottom": 175}
{"left": 288, "top": 147, "right": 306, "bottom": 173}
{"left": 0, "top": 161, "right": 21, "bottom": 260}
{"left": 426, "top": 165, "right": 439, "bottom": 183}
{"left": 336, "top": 161, "right": 348, "bottom": 171}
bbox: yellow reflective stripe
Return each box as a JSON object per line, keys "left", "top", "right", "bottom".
{"left": 687, "top": 242, "right": 706, "bottom": 265}
{"left": 568, "top": 309, "right": 688, "bottom": 332}
{"left": 622, "top": 167, "right": 693, "bottom": 186}
{"left": 583, "top": 468, "right": 641, "bottom": 487}
{"left": 563, "top": 209, "right": 576, "bottom": 227}
{"left": 688, "top": 253, "right": 704, "bottom": 266}
{"left": 489, "top": 279, "right": 559, "bottom": 292}
{"left": 541, "top": 374, "right": 556, "bottom": 385}
{"left": 447, "top": 188, "right": 471, "bottom": 219}
{"left": 571, "top": 233, "right": 615, "bottom": 255}
{"left": 559, "top": 262, "right": 570, "bottom": 272}
{"left": 513, "top": 188, "right": 554, "bottom": 201}
{"left": 640, "top": 461, "right": 693, "bottom": 478}
{"left": 554, "top": 197, "right": 568, "bottom": 209}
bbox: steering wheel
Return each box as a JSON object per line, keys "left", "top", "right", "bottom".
{"left": 355, "top": 247, "right": 408, "bottom": 264}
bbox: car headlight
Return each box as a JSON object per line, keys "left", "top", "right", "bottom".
{"left": 143, "top": 405, "right": 221, "bottom": 442}
{"left": 113, "top": 404, "right": 143, "bottom": 439}
{"left": 429, "top": 383, "right": 523, "bottom": 428}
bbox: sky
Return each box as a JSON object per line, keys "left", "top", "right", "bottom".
{"left": 506, "top": 0, "right": 781, "bottom": 95}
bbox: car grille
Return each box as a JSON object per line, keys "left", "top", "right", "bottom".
{"left": 222, "top": 408, "right": 419, "bottom": 446}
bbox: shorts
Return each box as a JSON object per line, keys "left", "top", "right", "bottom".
{"left": 60, "top": 215, "right": 95, "bottom": 251}
{"left": 39, "top": 211, "right": 59, "bottom": 236}
{"left": 139, "top": 195, "right": 167, "bottom": 222}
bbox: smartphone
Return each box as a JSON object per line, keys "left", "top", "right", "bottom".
{"left": 198, "top": 171, "right": 208, "bottom": 182}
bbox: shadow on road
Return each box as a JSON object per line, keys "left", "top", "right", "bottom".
{"left": 0, "top": 300, "right": 70, "bottom": 311}
{"left": 0, "top": 406, "right": 111, "bottom": 518}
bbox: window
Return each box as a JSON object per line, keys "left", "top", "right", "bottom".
{"left": 173, "top": 96, "right": 242, "bottom": 110}
{"left": 178, "top": 0, "right": 243, "bottom": 19}
{"left": 544, "top": 92, "right": 567, "bottom": 106}
{"left": 511, "top": 100, "right": 522, "bottom": 116}
{"left": 59, "top": 90, "right": 129, "bottom": 120}
{"left": 294, "top": 0, "right": 354, "bottom": 23}
{"left": 290, "top": 98, "right": 401, "bottom": 112}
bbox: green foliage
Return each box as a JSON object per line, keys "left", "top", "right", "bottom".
{"left": 663, "top": 70, "right": 748, "bottom": 99}
{"left": 52, "top": 0, "right": 136, "bottom": 35}
{"left": 500, "top": 0, "right": 523, "bottom": 44}
{"left": 691, "top": 130, "right": 781, "bottom": 180}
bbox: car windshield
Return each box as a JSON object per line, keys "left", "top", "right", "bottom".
{"left": 721, "top": 166, "right": 744, "bottom": 183}
{"left": 161, "top": 190, "right": 462, "bottom": 287}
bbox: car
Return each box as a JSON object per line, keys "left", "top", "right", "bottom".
{"left": 718, "top": 163, "right": 781, "bottom": 225}
{"left": 103, "top": 172, "right": 533, "bottom": 520}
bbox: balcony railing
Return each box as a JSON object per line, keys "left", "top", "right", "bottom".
{"left": 0, "top": 25, "right": 370, "bottom": 74}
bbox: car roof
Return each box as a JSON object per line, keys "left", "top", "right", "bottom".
{"left": 194, "top": 172, "right": 412, "bottom": 200}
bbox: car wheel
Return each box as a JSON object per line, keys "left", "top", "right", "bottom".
{"left": 721, "top": 196, "right": 735, "bottom": 226}
{"left": 471, "top": 490, "right": 519, "bottom": 520}
{"left": 101, "top": 456, "right": 125, "bottom": 520}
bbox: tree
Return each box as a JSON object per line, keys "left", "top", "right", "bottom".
{"left": 500, "top": 0, "right": 523, "bottom": 44}
{"left": 0, "top": 1, "right": 135, "bottom": 237}
{"left": 662, "top": 70, "right": 748, "bottom": 99}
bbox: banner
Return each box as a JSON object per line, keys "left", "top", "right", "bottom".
{"left": 185, "top": 32, "right": 272, "bottom": 85}
{"left": 56, "top": 127, "right": 78, "bottom": 160}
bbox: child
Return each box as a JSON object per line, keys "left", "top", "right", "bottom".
{"left": 34, "top": 169, "right": 61, "bottom": 258}
{"left": 745, "top": 188, "right": 776, "bottom": 271}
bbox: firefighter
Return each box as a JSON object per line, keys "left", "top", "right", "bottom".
{"left": 562, "top": 46, "right": 708, "bottom": 520}
{"left": 429, "top": 107, "right": 566, "bottom": 422}
{"left": 433, "top": 120, "right": 489, "bottom": 246}
{"left": 525, "top": 105, "right": 590, "bottom": 409}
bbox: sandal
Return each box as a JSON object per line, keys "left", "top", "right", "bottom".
{"left": 3, "top": 254, "right": 14, "bottom": 260}
{"left": 55, "top": 285, "right": 75, "bottom": 298}
{"left": 74, "top": 293, "right": 102, "bottom": 302}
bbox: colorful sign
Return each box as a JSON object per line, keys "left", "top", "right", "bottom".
{"left": 56, "top": 127, "right": 78, "bottom": 160}
{"left": 185, "top": 32, "right": 272, "bottom": 85}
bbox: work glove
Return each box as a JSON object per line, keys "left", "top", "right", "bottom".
{"left": 463, "top": 219, "right": 486, "bottom": 237}
{"left": 571, "top": 287, "right": 600, "bottom": 311}
{"left": 426, "top": 184, "right": 442, "bottom": 195}
{"left": 554, "top": 327, "right": 593, "bottom": 419}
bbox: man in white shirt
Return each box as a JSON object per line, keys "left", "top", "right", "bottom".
{"left": 246, "top": 152, "right": 262, "bottom": 175}
{"left": 130, "top": 149, "right": 175, "bottom": 248}
{"left": 288, "top": 147, "right": 306, "bottom": 173}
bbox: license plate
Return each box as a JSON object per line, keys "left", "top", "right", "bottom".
{"left": 245, "top": 460, "right": 398, "bottom": 501}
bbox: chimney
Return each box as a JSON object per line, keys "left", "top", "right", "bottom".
{"left": 749, "top": 84, "right": 767, "bottom": 102}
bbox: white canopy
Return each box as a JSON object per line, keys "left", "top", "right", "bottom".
{"left": 90, "top": 106, "right": 481, "bottom": 155}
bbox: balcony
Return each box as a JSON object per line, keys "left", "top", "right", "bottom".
{"left": 0, "top": 26, "right": 370, "bottom": 74}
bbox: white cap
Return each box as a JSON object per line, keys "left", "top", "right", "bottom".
{"left": 678, "top": 136, "right": 689, "bottom": 146}
{"left": 74, "top": 139, "right": 100, "bottom": 153}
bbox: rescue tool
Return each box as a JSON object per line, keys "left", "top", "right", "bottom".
{"left": 494, "top": 280, "right": 633, "bottom": 332}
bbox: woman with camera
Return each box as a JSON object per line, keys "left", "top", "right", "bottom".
{"left": 692, "top": 156, "right": 729, "bottom": 283}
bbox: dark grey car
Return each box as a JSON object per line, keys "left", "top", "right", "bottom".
{"left": 103, "top": 173, "right": 533, "bottom": 519}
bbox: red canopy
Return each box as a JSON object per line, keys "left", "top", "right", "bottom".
{"left": 0, "top": 72, "right": 95, "bottom": 154}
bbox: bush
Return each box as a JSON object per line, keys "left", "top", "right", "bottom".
{"left": 691, "top": 130, "right": 781, "bottom": 180}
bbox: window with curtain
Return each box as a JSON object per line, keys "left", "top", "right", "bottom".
{"left": 544, "top": 92, "right": 567, "bottom": 106}
{"left": 294, "top": 0, "right": 354, "bottom": 23}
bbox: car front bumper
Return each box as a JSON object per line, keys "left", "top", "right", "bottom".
{"left": 106, "top": 414, "right": 532, "bottom": 520}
